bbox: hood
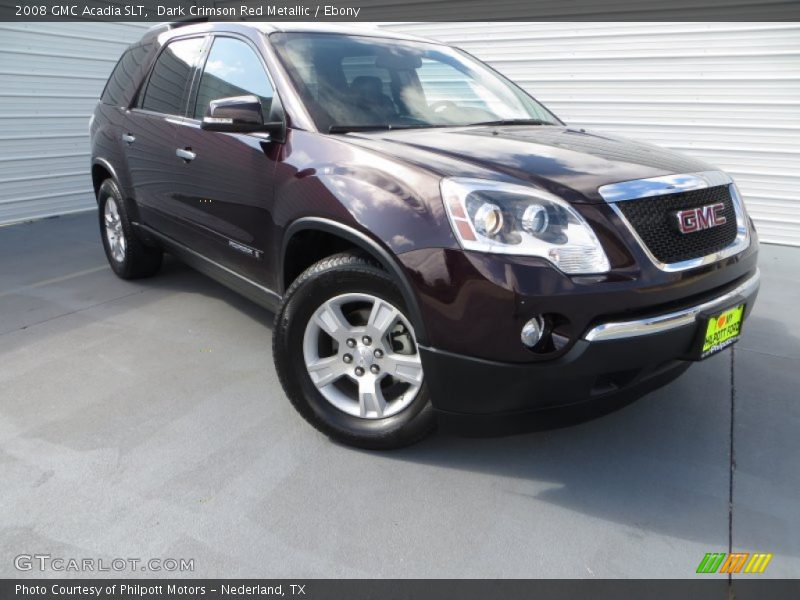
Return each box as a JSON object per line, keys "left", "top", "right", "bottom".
{"left": 343, "top": 125, "right": 715, "bottom": 203}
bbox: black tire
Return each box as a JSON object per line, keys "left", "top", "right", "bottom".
{"left": 97, "top": 179, "right": 162, "bottom": 279}
{"left": 273, "top": 252, "right": 436, "bottom": 449}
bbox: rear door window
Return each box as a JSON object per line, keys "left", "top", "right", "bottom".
{"left": 140, "top": 37, "right": 205, "bottom": 116}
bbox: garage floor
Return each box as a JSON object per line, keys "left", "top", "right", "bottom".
{"left": 1, "top": 213, "right": 798, "bottom": 579}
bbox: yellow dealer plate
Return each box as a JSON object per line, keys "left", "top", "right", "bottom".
{"left": 701, "top": 304, "right": 744, "bottom": 358}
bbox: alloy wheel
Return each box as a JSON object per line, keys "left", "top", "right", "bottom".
{"left": 104, "top": 197, "right": 126, "bottom": 263}
{"left": 302, "top": 293, "right": 424, "bottom": 419}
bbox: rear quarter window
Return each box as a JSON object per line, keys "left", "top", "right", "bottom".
{"left": 101, "top": 43, "right": 152, "bottom": 107}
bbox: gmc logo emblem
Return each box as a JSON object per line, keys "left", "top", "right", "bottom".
{"left": 675, "top": 203, "right": 727, "bottom": 234}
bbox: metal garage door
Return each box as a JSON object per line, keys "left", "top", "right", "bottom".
{"left": 0, "top": 22, "right": 149, "bottom": 225}
{"left": 381, "top": 22, "right": 800, "bottom": 246}
{"left": 1, "top": 22, "right": 798, "bottom": 246}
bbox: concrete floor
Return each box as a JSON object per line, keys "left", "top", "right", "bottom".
{"left": 0, "top": 212, "right": 798, "bottom": 579}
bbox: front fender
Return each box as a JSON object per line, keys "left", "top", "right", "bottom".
{"left": 272, "top": 130, "right": 457, "bottom": 255}
{"left": 272, "top": 131, "right": 463, "bottom": 346}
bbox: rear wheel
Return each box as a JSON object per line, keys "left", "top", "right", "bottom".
{"left": 273, "top": 252, "right": 435, "bottom": 449}
{"left": 97, "top": 179, "right": 162, "bottom": 279}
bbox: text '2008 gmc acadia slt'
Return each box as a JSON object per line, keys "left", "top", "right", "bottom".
{"left": 90, "top": 22, "right": 760, "bottom": 449}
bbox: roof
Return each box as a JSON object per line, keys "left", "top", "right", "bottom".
{"left": 145, "top": 20, "right": 437, "bottom": 45}
{"left": 253, "top": 22, "right": 436, "bottom": 43}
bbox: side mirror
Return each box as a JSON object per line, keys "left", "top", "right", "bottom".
{"left": 201, "top": 95, "right": 285, "bottom": 142}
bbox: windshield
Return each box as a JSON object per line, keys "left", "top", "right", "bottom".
{"left": 269, "top": 32, "right": 562, "bottom": 133}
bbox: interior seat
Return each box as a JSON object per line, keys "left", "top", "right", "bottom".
{"left": 350, "top": 75, "right": 397, "bottom": 121}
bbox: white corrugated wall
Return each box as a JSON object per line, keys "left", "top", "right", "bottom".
{"left": 380, "top": 22, "right": 800, "bottom": 246}
{"left": 0, "top": 22, "right": 149, "bottom": 225}
{"left": 1, "top": 22, "right": 798, "bottom": 246}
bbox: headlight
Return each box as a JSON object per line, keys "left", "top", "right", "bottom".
{"left": 441, "top": 178, "right": 610, "bottom": 274}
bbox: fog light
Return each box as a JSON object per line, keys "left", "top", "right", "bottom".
{"left": 521, "top": 316, "right": 545, "bottom": 348}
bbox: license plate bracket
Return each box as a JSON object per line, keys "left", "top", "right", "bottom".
{"left": 692, "top": 303, "right": 746, "bottom": 360}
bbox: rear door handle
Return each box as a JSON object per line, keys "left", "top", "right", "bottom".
{"left": 176, "top": 148, "right": 196, "bottom": 162}
{"left": 122, "top": 133, "right": 135, "bottom": 144}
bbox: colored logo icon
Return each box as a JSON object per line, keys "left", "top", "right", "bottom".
{"left": 696, "top": 552, "right": 773, "bottom": 574}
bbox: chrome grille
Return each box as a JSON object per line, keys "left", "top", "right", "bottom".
{"left": 615, "top": 185, "right": 738, "bottom": 264}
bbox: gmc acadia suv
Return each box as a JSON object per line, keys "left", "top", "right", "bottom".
{"left": 90, "top": 22, "right": 760, "bottom": 448}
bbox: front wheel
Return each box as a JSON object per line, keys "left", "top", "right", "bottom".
{"left": 273, "top": 252, "right": 435, "bottom": 449}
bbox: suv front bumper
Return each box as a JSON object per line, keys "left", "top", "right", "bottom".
{"left": 420, "top": 268, "right": 759, "bottom": 422}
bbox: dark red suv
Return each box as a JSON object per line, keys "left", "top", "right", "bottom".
{"left": 90, "top": 22, "right": 759, "bottom": 448}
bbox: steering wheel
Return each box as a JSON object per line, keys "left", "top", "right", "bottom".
{"left": 429, "top": 100, "right": 458, "bottom": 114}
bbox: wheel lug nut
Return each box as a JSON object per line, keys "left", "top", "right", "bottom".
{"left": 370, "top": 364, "right": 380, "bottom": 375}
{"left": 343, "top": 354, "right": 353, "bottom": 363}
{"left": 373, "top": 349, "right": 383, "bottom": 359}
{"left": 362, "top": 336, "right": 372, "bottom": 346}
{"left": 346, "top": 338, "right": 356, "bottom": 348}
{"left": 354, "top": 367, "right": 365, "bottom": 377}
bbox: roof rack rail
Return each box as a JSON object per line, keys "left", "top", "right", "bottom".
{"left": 146, "top": 17, "right": 209, "bottom": 37}
{"left": 168, "top": 17, "right": 210, "bottom": 29}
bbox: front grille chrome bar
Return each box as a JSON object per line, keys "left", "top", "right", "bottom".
{"left": 583, "top": 269, "right": 760, "bottom": 342}
{"left": 598, "top": 171, "right": 733, "bottom": 203}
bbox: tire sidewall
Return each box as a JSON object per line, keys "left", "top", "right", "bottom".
{"left": 97, "top": 179, "right": 132, "bottom": 277}
{"left": 275, "top": 260, "right": 434, "bottom": 447}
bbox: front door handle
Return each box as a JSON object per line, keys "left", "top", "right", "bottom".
{"left": 176, "top": 148, "right": 196, "bottom": 162}
{"left": 122, "top": 133, "right": 135, "bottom": 144}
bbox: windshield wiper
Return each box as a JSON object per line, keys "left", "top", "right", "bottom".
{"left": 328, "top": 120, "right": 551, "bottom": 134}
{"left": 467, "top": 119, "right": 550, "bottom": 127}
{"left": 328, "top": 123, "right": 452, "bottom": 134}
{"left": 329, "top": 124, "right": 393, "bottom": 134}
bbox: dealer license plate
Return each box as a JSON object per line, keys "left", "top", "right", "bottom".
{"left": 700, "top": 304, "right": 744, "bottom": 359}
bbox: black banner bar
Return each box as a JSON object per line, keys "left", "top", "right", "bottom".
{"left": 3, "top": 579, "right": 800, "bottom": 600}
{"left": 1, "top": 0, "right": 800, "bottom": 21}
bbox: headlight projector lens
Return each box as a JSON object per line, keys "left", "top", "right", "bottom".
{"left": 522, "top": 203, "right": 549, "bottom": 235}
{"left": 473, "top": 202, "right": 504, "bottom": 236}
